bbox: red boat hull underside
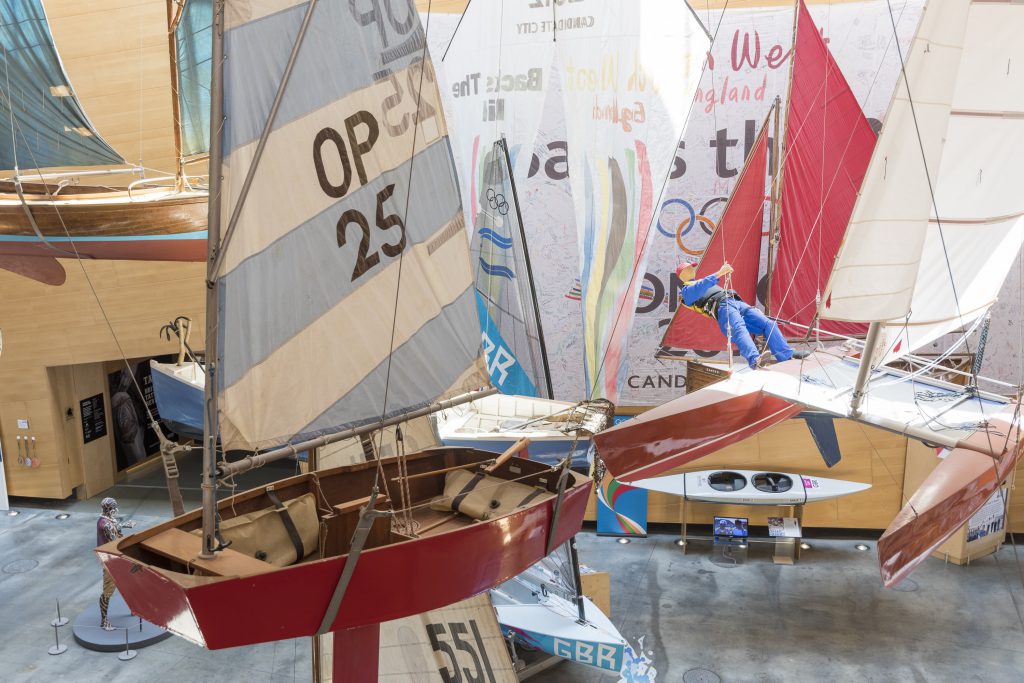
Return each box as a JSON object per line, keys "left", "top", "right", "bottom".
{"left": 592, "top": 373, "right": 802, "bottom": 482}
{"left": 878, "top": 412, "right": 1022, "bottom": 587}
{"left": 0, "top": 238, "right": 206, "bottom": 261}
{"left": 98, "top": 482, "right": 590, "bottom": 649}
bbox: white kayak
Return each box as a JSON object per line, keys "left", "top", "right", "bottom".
{"left": 631, "top": 468, "right": 871, "bottom": 505}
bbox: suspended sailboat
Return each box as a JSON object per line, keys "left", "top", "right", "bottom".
{"left": 97, "top": 0, "right": 604, "bottom": 652}
{"left": 492, "top": 541, "right": 632, "bottom": 675}
{"left": 0, "top": 0, "right": 209, "bottom": 285}
{"left": 435, "top": 138, "right": 604, "bottom": 465}
{"left": 594, "top": 0, "right": 1024, "bottom": 587}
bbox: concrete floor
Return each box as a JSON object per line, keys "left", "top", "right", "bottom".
{"left": 3, "top": 457, "right": 1024, "bottom": 682}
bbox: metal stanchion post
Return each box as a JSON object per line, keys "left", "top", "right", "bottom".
{"left": 118, "top": 628, "right": 137, "bottom": 661}
{"left": 47, "top": 624, "right": 67, "bottom": 655}
{"left": 50, "top": 599, "right": 69, "bottom": 627}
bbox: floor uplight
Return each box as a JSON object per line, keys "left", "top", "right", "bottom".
{"left": 855, "top": 543, "right": 870, "bottom": 551}
{"left": 617, "top": 538, "right": 631, "bottom": 545}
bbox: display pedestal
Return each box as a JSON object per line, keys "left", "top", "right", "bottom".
{"left": 710, "top": 541, "right": 748, "bottom": 568}
{"left": 72, "top": 594, "right": 171, "bottom": 652}
{"left": 677, "top": 497, "right": 803, "bottom": 564}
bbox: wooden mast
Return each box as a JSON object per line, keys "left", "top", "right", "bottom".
{"left": 199, "top": 0, "right": 225, "bottom": 558}
{"left": 763, "top": 0, "right": 801, "bottom": 319}
{"left": 166, "top": 0, "right": 186, "bottom": 192}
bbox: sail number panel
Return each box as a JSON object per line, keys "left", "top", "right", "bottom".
{"left": 336, "top": 184, "right": 407, "bottom": 281}
{"left": 426, "top": 619, "right": 499, "bottom": 683}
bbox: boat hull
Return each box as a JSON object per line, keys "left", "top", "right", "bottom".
{"left": 878, "top": 413, "right": 1022, "bottom": 587}
{"left": 97, "top": 450, "right": 591, "bottom": 649}
{"left": 592, "top": 370, "right": 802, "bottom": 482}
{"left": 0, "top": 190, "right": 206, "bottom": 262}
{"left": 149, "top": 361, "right": 204, "bottom": 440}
{"left": 632, "top": 468, "right": 871, "bottom": 505}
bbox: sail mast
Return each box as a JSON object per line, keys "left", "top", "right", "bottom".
{"left": 199, "top": 0, "right": 224, "bottom": 558}
{"left": 763, "top": 1, "right": 800, "bottom": 319}
{"left": 499, "top": 136, "right": 554, "bottom": 399}
{"left": 166, "top": 0, "right": 186, "bottom": 191}
{"left": 765, "top": 95, "right": 781, "bottom": 307}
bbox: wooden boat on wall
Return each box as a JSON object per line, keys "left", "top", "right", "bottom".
{"left": 0, "top": 181, "right": 206, "bottom": 261}
{"left": 0, "top": 1, "right": 208, "bottom": 286}
{"left": 98, "top": 447, "right": 590, "bottom": 649}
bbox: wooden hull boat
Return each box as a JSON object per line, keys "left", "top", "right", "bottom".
{"left": 631, "top": 468, "right": 871, "bottom": 505}
{"left": 97, "top": 447, "right": 591, "bottom": 649}
{"left": 595, "top": 350, "right": 1022, "bottom": 586}
{"left": 149, "top": 360, "right": 204, "bottom": 441}
{"left": 0, "top": 184, "right": 206, "bottom": 261}
{"left": 591, "top": 368, "right": 802, "bottom": 482}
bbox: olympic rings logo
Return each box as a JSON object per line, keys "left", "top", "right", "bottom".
{"left": 486, "top": 188, "right": 509, "bottom": 216}
{"left": 657, "top": 197, "right": 727, "bottom": 256}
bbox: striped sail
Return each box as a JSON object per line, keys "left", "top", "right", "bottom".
{"left": 216, "top": 0, "right": 487, "bottom": 452}
{"left": 553, "top": 0, "right": 708, "bottom": 401}
{"left": 0, "top": 0, "right": 122, "bottom": 170}
{"left": 470, "top": 140, "right": 549, "bottom": 398}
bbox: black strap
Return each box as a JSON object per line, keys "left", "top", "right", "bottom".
{"left": 266, "top": 488, "right": 305, "bottom": 561}
{"left": 451, "top": 472, "right": 486, "bottom": 513}
{"left": 516, "top": 487, "right": 546, "bottom": 509}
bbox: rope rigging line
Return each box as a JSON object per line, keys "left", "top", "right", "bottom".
{"left": 370, "top": 0, "right": 436, "bottom": 507}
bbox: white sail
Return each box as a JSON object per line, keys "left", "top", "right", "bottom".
{"left": 822, "top": 0, "right": 970, "bottom": 323}
{"left": 439, "top": 0, "right": 556, "bottom": 211}
{"left": 216, "top": 1, "right": 487, "bottom": 452}
{"left": 553, "top": 0, "right": 708, "bottom": 400}
{"left": 824, "top": 0, "right": 1024, "bottom": 365}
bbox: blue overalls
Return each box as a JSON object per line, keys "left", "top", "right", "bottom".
{"left": 681, "top": 274, "right": 794, "bottom": 369}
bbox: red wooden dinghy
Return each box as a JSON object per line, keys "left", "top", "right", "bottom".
{"left": 97, "top": 447, "right": 590, "bottom": 649}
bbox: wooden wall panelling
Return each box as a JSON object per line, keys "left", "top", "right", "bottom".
{"left": 0, "top": 260, "right": 205, "bottom": 499}
{"left": 587, "top": 417, "right": 907, "bottom": 531}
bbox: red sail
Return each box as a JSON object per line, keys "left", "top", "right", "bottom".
{"left": 661, "top": 120, "right": 769, "bottom": 353}
{"left": 769, "top": 0, "right": 874, "bottom": 338}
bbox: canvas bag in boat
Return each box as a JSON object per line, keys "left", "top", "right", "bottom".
{"left": 190, "top": 492, "right": 318, "bottom": 567}
{"left": 432, "top": 469, "right": 552, "bottom": 521}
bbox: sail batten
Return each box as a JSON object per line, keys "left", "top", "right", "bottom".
{"left": 217, "top": 0, "right": 487, "bottom": 452}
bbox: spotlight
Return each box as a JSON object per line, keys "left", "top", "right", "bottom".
{"left": 737, "top": 543, "right": 748, "bottom": 549}
{"left": 800, "top": 542, "right": 812, "bottom": 550}
{"left": 6, "top": 510, "right": 19, "bottom": 517}
{"left": 55, "top": 513, "right": 70, "bottom": 520}
{"left": 674, "top": 539, "right": 686, "bottom": 547}
{"left": 855, "top": 543, "right": 870, "bottom": 552}
{"left": 616, "top": 537, "right": 631, "bottom": 545}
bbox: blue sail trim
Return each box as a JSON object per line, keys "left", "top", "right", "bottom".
{"left": 478, "top": 258, "right": 515, "bottom": 280}
{"left": 475, "top": 292, "right": 538, "bottom": 397}
{"left": 0, "top": 1, "right": 122, "bottom": 170}
{"left": 478, "top": 228, "right": 514, "bottom": 249}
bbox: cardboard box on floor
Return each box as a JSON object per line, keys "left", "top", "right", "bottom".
{"left": 903, "top": 439, "right": 1013, "bottom": 565}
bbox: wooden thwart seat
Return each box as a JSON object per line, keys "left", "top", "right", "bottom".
{"left": 140, "top": 528, "right": 275, "bottom": 577}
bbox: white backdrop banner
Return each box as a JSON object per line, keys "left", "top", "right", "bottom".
{"left": 429, "top": 1, "right": 1021, "bottom": 406}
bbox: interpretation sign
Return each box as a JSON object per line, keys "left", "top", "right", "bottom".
{"left": 79, "top": 393, "right": 107, "bottom": 444}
